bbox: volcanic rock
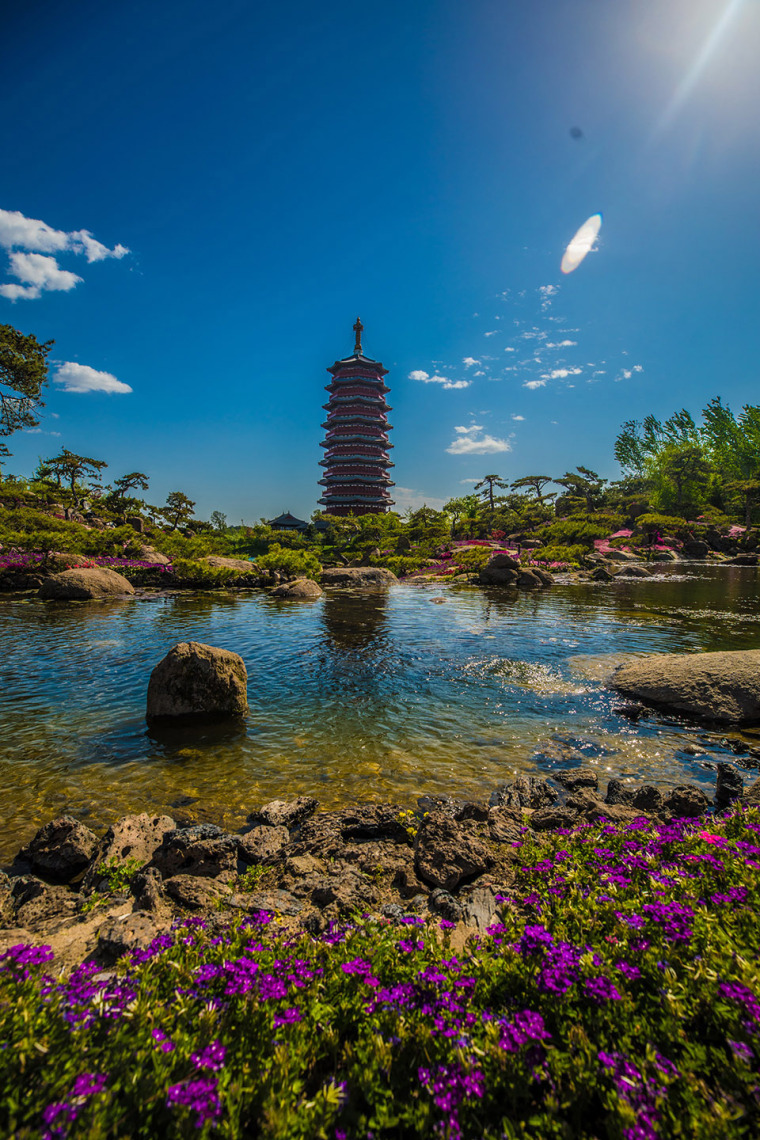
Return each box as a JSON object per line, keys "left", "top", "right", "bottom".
{"left": 20, "top": 816, "right": 99, "bottom": 883}
{"left": 98, "top": 912, "right": 171, "bottom": 960}
{"left": 490, "top": 776, "right": 557, "bottom": 811}
{"left": 662, "top": 784, "right": 711, "bottom": 818}
{"left": 146, "top": 641, "right": 248, "bottom": 719}
{"left": 715, "top": 762, "right": 744, "bottom": 809}
{"left": 414, "top": 811, "right": 492, "bottom": 891}
{"left": 248, "top": 797, "right": 319, "bottom": 830}
{"left": 150, "top": 825, "right": 238, "bottom": 878}
{"left": 238, "top": 825, "right": 290, "bottom": 864}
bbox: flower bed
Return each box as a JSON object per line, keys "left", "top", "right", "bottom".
{"left": 1, "top": 808, "right": 759, "bottom": 1137}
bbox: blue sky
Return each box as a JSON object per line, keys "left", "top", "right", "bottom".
{"left": 1, "top": 0, "right": 759, "bottom": 521}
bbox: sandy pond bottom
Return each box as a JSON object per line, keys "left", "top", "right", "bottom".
{"left": 0, "top": 565, "right": 758, "bottom": 861}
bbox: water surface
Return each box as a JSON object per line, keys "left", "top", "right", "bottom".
{"left": 1, "top": 565, "right": 758, "bottom": 859}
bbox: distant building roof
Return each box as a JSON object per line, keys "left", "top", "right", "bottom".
{"left": 268, "top": 511, "right": 309, "bottom": 531}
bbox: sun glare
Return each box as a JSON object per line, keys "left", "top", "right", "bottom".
{"left": 560, "top": 213, "right": 603, "bottom": 275}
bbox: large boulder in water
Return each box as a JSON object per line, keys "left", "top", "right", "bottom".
{"left": 272, "top": 578, "right": 323, "bottom": 598}
{"left": 39, "top": 567, "right": 135, "bottom": 600}
{"left": 320, "top": 566, "right": 397, "bottom": 586}
{"left": 146, "top": 641, "right": 248, "bottom": 720}
{"left": 611, "top": 649, "right": 760, "bottom": 725}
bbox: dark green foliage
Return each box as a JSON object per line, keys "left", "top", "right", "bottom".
{"left": 0, "top": 323, "right": 53, "bottom": 437}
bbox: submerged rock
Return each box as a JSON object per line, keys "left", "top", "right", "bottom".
{"left": 611, "top": 649, "right": 760, "bottom": 725}
{"left": 39, "top": 567, "right": 135, "bottom": 600}
{"left": 146, "top": 641, "right": 248, "bottom": 720}
{"left": 248, "top": 797, "right": 319, "bottom": 830}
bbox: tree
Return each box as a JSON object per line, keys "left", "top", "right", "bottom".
{"left": 554, "top": 467, "right": 607, "bottom": 512}
{"left": 474, "top": 474, "right": 508, "bottom": 513}
{"left": 210, "top": 510, "right": 227, "bottom": 531}
{"left": 701, "top": 397, "right": 760, "bottom": 524}
{"left": 40, "top": 449, "right": 108, "bottom": 509}
{"left": 510, "top": 475, "right": 556, "bottom": 505}
{"left": 0, "top": 441, "right": 10, "bottom": 476}
{"left": 0, "top": 324, "right": 53, "bottom": 438}
{"left": 159, "top": 491, "right": 196, "bottom": 532}
{"left": 105, "top": 471, "right": 150, "bottom": 521}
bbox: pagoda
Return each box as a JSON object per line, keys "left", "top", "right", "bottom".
{"left": 318, "top": 319, "right": 395, "bottom": 516}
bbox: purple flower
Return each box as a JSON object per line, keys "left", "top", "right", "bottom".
{"left": 191, "top": 1040, "right": 226, "bottom": 1072}
{"left": 167, "top": 1077, "right": 221, "bottom": 1128}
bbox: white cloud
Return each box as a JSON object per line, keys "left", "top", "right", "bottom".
{"left": 511, "top": 414, "right": 525, "bottom": 421}
{"left": 484, "top": 330, "right": 498, "bottom": 337}
{"left": 523, "top": 379, "right": 547, "bottom": 390}
{"left": 393, "top": 486, "right": 447, "bottom": 511}
{"left": 462, "top": 357, "right": 480, "bottom": 368}
{"left": 409, "top": 370, "right": 471, "bottom": 390}
{"left": 616, "top": 364, "right": 644, "bottom": 382}
{"left": 0, "top": 208, "right": 128, "bottom": 301}
{"left": 541, "top": 367, "right": 583, "bottom": 380}
{"left": 0, "top": 252, "right": 83, "bottom": 300}
{"left": 545, "top": 339, "right": 577, "bottom": 348}
{"left": 460, "top": 478, "right": 479, "bottom": 484}
{"left": 446, "top": 429, "right": 511, "bottom": 455}
{"left": 0, "top": 209, "right": 128, "bottom": 262}
{"left": 538, "top": 284, "right": 559, "bottom": 311}
{"left": 454, "top": 423, "right": 484, "bottom": 434}
{"left": 54, "top": 362, "right": 132, "bottom": 394}
{"left": 504, "top": 346, "right": 516, "bottom": 352}
{"left": 473, "top": 370, "right": 485, "bottom": 376}
{"left": 23, "top": 427, "right": 61, "bottom": 436}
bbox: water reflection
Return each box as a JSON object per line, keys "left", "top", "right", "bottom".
{"left": 320, "top": 587, "right": 390, "bottom": 651}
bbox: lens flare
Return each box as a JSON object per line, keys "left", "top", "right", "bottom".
{"left": 560, "top": 213, "right": 602, "bottom": 274}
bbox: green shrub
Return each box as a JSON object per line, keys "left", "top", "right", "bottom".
{"left": 451, "top": 546, "right": 493, "bottom": 571}
{"left": 171, "top": 558, "right": 239, "bottom": 585}
{"left": 255, "top": 544, "right": 321, "bottom": 580}
{"left": 530, "top": 543, "right": 588, "bottom": 566}
{"left": 541, "top": 515, "right": 622, "bottom": 547}
{"left": 381, "top": 554, "right": 427, "bottom": 577}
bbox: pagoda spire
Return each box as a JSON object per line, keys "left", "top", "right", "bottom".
{"left": 353, "top": 316, "right": 363, "bottom": 355}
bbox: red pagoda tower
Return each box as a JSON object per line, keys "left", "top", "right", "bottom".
{"left": 318, "top": 319, "right": 395, "bottom": 516}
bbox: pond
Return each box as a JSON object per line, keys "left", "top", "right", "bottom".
{"left": 1, "top": 564, "right": 759, "bottom": 861}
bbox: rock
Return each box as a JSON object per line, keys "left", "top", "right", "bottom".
{"left": 725, "top": 554, "right": 758, "bottom": 566}
{"left": 238, "top": 825, "right": 290, "bottom": 864}
{"left": 127, "top": 516, "right": 147, "bottom": 533}
{"left": 517, "top": 569, "right": 544, "bottom": 590}
{"left": 202, "top": 556, "right": 255, "bottom": 573}
{"left": 605, "top": 779, "right": 634, "bottom": 806}
{"left": 631, "top": 785, "right": 663, "bottom": 812}
{"left": 662, "top": 784, "right": 711, "bottom": 818}
{"left": 611, "top": 649, "right": 760, "bottom": 725}
{"left": 682, "top": 540, "right": 709, "bottom": 559}
{"left": 486, "top": 553, "right": 520, "bottom": 571}
{"left": 138, "top": 546, "right": 171, "bottom": 565}
{"left": 487, "top": 806, "right": 523, "bottom": 843}
{"left": 146, "top": 641, "right": 248, "bottom": 719}
{"left": 87, "top": 813, "right": 176, "bottom": 884}
{"left": 130, "top": 867, "right": 167, "bottom": 914}
{"left": 590, "top": 566, "right": 613, "bottom": 582}
{"left": 165, "top": 875, "right": 231, "bottom": 909}
{"left": 320, "top": 566, "right": 397, "bottom": 586}
{"left": 530, "top": 806, "right": 578, "bottom": 831}
{"left": 478, "top": 565, "right": 518, "bottom": 586}
{"left": 12, "top": 877, "right": 77, "bottom": 930}
{"left": 459, "top": 884, "right": 499, "bottom": 931}
{"left": 39, "top": 568, "right": 135, "bottom": 600}
{"left": 271, "top": 578, "right": 323, "bottom": 598}
{"left": 613, "top": 703, "right": 648, "bottom": 721}
{"left": 19, "top": 816, "right": 99, "bottom": 883}
{"left": 490, "top": 776, "right": 557, "bottom": 811}
{"left": 310, "top": 869, "right": 377, "bottom": 912}
{"left": 248, "top": 797, "right": 319, "bottom": 830}
{"left": 555, "top": 768, "right": 599, "bottom": 792}
{"left": 414, "top": 812, "right": 492, "bottom": 891}
{"left": 715, "top": 763, "right": 744, "bottom": 809}
{"left": 98, "top": 912, "right": 170, "bottom": 960}
{"left": 235, "top": 889, "right": 302, "bottom": 917}
{"left": 745, "top": 778, "right": 760, "bottom": 806}
{"left": 615, "top": 565, "right": 653, "bottom": 578}
{"left": 428, "top": 888, "right": 464, "bottom": 922}
{"left": 150, "top": 825, "right": 238, "bottom": 878}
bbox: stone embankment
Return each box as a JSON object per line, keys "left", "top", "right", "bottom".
{"left": 2, "top": 767, "right": 757, "bottom": 969}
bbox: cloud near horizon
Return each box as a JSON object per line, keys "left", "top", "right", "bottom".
{"left": 409, "top": 369, "right": 471, "bottom": 391}
{"left": 54, "top": 362, "right": 132, "bottom": 394}
{"left": 0, "top": 207, "right": 128, "bottom": 300}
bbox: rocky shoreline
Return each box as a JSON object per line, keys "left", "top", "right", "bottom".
{"left": 3, "top": 764, "right": 758, "bottom": 971}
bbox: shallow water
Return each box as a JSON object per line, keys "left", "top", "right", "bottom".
{"left": 0, "top": 564, "right": 758, "bottom": 859}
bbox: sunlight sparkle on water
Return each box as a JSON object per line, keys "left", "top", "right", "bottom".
{"left": 561, "top": 213, "right": 602, "bottom": 274}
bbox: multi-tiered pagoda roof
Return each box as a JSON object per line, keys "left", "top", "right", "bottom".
{"left": 318, "top": 319, "right": 395, "bottom": 516}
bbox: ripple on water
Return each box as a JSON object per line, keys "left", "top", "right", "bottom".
{"left": 0, "top": 565, "right": 758, "bottom": 858}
